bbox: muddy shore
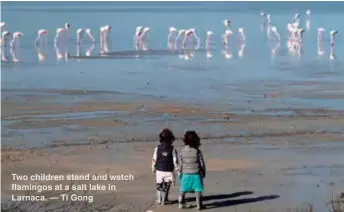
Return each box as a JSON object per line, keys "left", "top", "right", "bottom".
{"left": 1, "top": 88, "right": 344, "bottom": 211}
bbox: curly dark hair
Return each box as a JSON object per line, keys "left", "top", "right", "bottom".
{"left": 159, "top": 128, "right": 175, "bottom": 145}
{"left": 183, "top": 130, "right": 200, "bottom": 148}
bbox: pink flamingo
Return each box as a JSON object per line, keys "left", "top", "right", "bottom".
{"left": 35, "top": 29, "right": 48, "bottom": 47}
{"left": 182, "top": 28, "right": 200, "bottom": 49}
{"left": 167, "top": 26, "right": 177, "bottom": 49}
{"left": 10, "top": 32, "right": 24, "bottom": 49}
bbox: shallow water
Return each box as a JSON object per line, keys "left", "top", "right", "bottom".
{"left": 1, "top": 2, "right": 344, "bottom": 109}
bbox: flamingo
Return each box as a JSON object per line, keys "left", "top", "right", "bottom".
{"left": 0, "top": 22, "right": 6, "bottom": 32}
{"left": 330, "top": 30, "right": 338, "bottom": 46}
{"left": 134, "top": 26, "right": 144, "bottom": 49}
{"left": 0, "top": 31, "right": 10, "bottom": 46}
{"left": 54, "top": 28, "right": 65, "bottom": 45}
{"left": 238, "top": 28, "right": 245, "bottom": 42}
{"left": 174, "top": 29, "right": 186, "bottom": 49}
{"left": 35, "top": 29, "right": 48, "bottom": 47}
{"left": 223, "top": 19, "right": 231, "bottom": 29}
{"left": 167, "top": 26, "right": 177, "bottom": 49}
{"left": 182, "top": 28, "right": 200, "bottom": 50}
{"left": 100, "top": 25, "right": 111, "bottom": 45}
{"left": 1, "top": 31, "right": 10, "bottom": 61}
{"left": 10, "top": 32, "right": 24, "bottom": 49}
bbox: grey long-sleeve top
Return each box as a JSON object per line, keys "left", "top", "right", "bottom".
{"left": 179, "top": 146, "right": 206, "bottom": 177}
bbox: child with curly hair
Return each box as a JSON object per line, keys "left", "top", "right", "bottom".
{"left": 178, "top": 130, "right": 206, "bottom": 210}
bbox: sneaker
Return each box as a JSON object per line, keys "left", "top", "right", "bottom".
{"left": 179, "top": 203, "right": 184, "bottom": 209}
{"left": 156, "top": 199, "right": 161, "bottom": 204}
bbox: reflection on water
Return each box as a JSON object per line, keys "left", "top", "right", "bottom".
{"left": 329, "top": 46, "right": 336, "bottom": 61}
{"left": 36, "top": 46, "right": 46, "bottom": 63}
{"left": 238, "top": 43, "right": 245, "bottom": 58}
{"left": 305, "top": 20, "right": 310, "bottom": 31}
{"left": 222, "top": 47, "right": 232, "bottom": 60}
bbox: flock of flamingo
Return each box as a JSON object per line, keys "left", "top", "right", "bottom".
{"left": 0, "top": 8, "right": 339, "bottom": 63}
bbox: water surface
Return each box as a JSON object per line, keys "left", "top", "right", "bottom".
{"left": 1, "top": 1, "right": 344, "bottom": 109}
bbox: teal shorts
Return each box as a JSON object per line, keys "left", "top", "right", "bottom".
{"left": 179, "top": 173, "right": 204, "bottom": 193}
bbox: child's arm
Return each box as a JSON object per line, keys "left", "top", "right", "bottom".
{"left": 198, "top": 150, "right": 206, "bottom": 178}
{"left": 172, "top": 148, "right": 179, "bottom": 185}
{"left": 151, "top": 146, "right": 157, "bottom": 173}
{"left": 178, "top": 151, "right": 183, "bottom": 176}
{"left": 172, "top": 148, "right": 179, "bottom": 172}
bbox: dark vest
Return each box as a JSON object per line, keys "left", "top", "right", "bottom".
{"left": 155, "top": 144, "right": 174, "bottom": 172}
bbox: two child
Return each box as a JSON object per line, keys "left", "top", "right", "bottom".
{"left": 151, "top": 128, "right": 206, "bottom": 210}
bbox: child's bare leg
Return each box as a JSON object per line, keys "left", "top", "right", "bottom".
{"left": 156, "top": 190, "right": 161, "bottom": 204}
{"left": 161, "top": 181, "right": 172, "bottom": 205}
{"left": 164, "top": 182, "right": 171, "bottom": 202}
{"left": 161, "top": 191, "right": 166, "bottom": 205}
{"left": 195, "top": 192, "right": 204, "bottom": 210}
{"left": 178, "top": 192, "right": 185, "bottom": 209}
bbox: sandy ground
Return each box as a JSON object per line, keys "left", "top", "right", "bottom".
{"left": 1, "top": 89, "right": 344, "bottom": 211}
